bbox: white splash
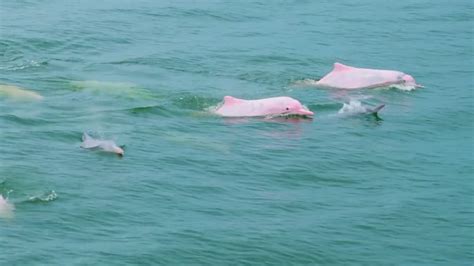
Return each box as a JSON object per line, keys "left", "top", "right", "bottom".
{"left": 383, "top": 84, "right": 419, "bottom": 91}
{"left": 292, "top": 79, "right": 319, "bottom": 87}
{"left": 0, "top": 194, "right": 14, "bottom": 219}
{"left": 338, "top": 100, "right": 369, "bottom": 115}
{"left": 28, "top": 190, "right": 58, "bottom": 202}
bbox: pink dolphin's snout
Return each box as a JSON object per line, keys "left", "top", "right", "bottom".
{"left": 294, "top": 108, "right": 314, "bottom": 116}
{"left": 403, "top": 74, "right": 424, "bottom": 88}
{"left": 402, "top": 74, "right": 418, "bottom": 86}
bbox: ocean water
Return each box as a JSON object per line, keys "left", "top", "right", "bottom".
{"left": 1, "top": 0, "right": 473, "bottom": 264}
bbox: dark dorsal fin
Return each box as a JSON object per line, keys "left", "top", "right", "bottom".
{"left": 370, "top": 104, "right": 385, "bottom": 114}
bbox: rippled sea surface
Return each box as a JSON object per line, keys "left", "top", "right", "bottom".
{"left": 1, "top": 0, "right": 473, "bottom": 264}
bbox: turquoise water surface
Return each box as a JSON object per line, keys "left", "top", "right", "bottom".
{"left": 1, "top": 0, "right": 473, "bottom": 265}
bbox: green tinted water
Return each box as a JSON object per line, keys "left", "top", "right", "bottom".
{"left": 1, "top": 0, "right": 473, "bottom": 264}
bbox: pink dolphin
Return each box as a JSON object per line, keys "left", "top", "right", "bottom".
{"left": 316, "top": 63, "right": 421, "bottom": 90}
{"left": 81, "top": 133, "right": 124, "bottom": 157}
{"left": 0, "top": 195, "right": 14, "bottom": 218}
{"left": 214, "top": 96, "right": 314, "bottom": 117}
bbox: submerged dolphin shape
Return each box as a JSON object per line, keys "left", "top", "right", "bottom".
{"left": 0, "top": 195, "right": 14, "bottom": 219}
{"left": 81, "top": 133, "right": 124, "bottom": 157}
{"left": 0, "top": 84, "right": 43, "bottom": 101}
{"left": 315, "top": 63, "right": 421, "bottom": 90}
{"left": 214, "top": 96, "right": 314, "bottom": 117}
{"left": 338, "top": 100, "right": 385, "bottom": 116}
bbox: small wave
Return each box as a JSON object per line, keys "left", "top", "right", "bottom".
{"left": 178, "top": 8, "right": 262, "bottom": 22}
{"left": 128, "top": 105, "right": 163, "bottom": 114}
{"left": 0, "top": 59, "right": 47, "bottom": 71}
{"left": 263, "top": 114, "right": 314, "bottom": 121}
{"left": 126, "top": 105, "right": 174, "bottom": 117}
{"left": 359, "top": 84, "right": 419, "bottom": 91}
{"left": 107, "top": 57, "right": 156, "bottom": 66}
{"left": 0, "top": 114, "right": 52, "bottom": 126}
{"left": 245, "top": 55, "right": 304, "bottom": 65}
{"left": 237, "top": 71, "right": 290, "bottom": 85}
{"left": 69, "top": 80, "right": 156, "bottom": 99}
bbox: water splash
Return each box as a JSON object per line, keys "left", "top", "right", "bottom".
{"left": 338, "top": 100, "right": 368, "bottom": 115}
{"left": 0, "top": 194, "right": 15, "bottom": 219}
{"left": 292, "top": 78, "right": 319, "bottom": 87}
{"left": 337, "top": 100, "right": 385, "bottom": 117}
{"left": 379, "top": 84, "right": 419, "bottom": 91}
{"left": 27, "top": 190, "right": 58, "bottom": 203}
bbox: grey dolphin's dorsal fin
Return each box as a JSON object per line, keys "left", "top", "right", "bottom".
{"left": 223, "top": 96, "right": 243, "bottom": 105}
{"left": 370, "top": 104, "right": 385, "bottom": 114}
{"left": 82, "top": 132, "right": 92, "bottom": 141}
{"left": 81, "top": 132, "right": 101, "bottom": 149}
{"left": 333, "top": 62, "right": 352, "bottom": 72}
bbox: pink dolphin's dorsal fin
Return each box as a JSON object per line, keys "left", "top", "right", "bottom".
{"left": 333, "top": 62, "right": 352, "bottom": 72}
{"left": 223, "top": 96, "right": 244, "bottom": 105}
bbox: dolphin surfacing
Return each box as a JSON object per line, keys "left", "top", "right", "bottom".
{"left": 338, "top": 100, "right": 385, "bottom": 116}
{"left": 81, "top": 133, "right": 124, "bottom": 157}
{"left": 213, "top": 96, "right": 314, "bottom": 118}
{"left": 315, "top": 63, "right": 421, "bottom": 90}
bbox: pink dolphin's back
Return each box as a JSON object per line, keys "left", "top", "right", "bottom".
{"left": 214, "top": 96, "right": 313, "bottom": 117}
{"left": 316, "top": 63, "right": 418, "bottom": 90}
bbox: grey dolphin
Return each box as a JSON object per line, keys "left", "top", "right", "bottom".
{"left": 81, "top": 133, "right": 124, "bottom": 157}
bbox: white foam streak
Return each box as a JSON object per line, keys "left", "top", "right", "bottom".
{"left": 376, "top": 84, "right": 418, "bottom": 91}
{"left": 338, "top": 100, "right": 369, "bottom": 115}
{"left": 292, "top": 79, "right": 319, "bottom": 87}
